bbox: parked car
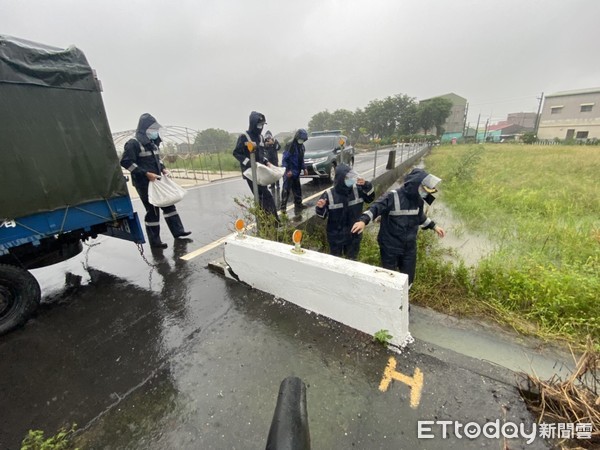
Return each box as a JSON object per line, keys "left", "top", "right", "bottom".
{"left": 302, "top": 132, "right": 354, "bottom": 182}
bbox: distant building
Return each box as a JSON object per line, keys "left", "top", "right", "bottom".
{"left": 478, "top": 122, "right": 528, "bottom": 142}
{"left": 419, "top": 93, "right": 468, "bottom": 142}
{"left": 537, "top": 87, "right": 600, "bottom": 140}
{"left": 506, "top": 112, "right": 537, "bottom": 130}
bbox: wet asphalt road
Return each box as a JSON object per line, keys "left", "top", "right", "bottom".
{"left": 0, "top": 150, "right": 550, "bottom": 449}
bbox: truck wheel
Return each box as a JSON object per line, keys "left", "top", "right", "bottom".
{"left": 0, "top": 264, "right": 41, "bottom": 335}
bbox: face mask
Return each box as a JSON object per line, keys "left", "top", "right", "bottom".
{"left": 257, "top": 124, "right": 264, "bottom": 130}
{"left": 297, "top": 139, "right": 304, "bottom": 144}
{"left": 345, "top": 178, "right": 356, "bottom": 188}
{"left": 147, "top": 130, "right": 159, "bottom": 140}
{"left": 419, "top": 186, "right": 436, "bottom": 204}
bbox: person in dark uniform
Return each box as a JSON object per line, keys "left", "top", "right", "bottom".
{"left": 232, "top": 111, "right": 279, "bottom": 222}
{"left": 120, "top": 113, "right": 191, "bottom": 249}
{"left": 264, "top": 130, "right": 281, "bottom": 192}
{"left": 315, "top": 164, "right": 375, "bottom": 260}
{"left": 351, "top": 168, "right": 445, "bottom": 286}
{"left": 280, "top": 129, "right": 308, "bottom": 215}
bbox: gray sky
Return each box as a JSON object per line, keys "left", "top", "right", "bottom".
{"left": 3, "top": 0, "right": 600, "bottom": 134}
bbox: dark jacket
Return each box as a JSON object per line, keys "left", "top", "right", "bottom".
{"left": 359, "top": 168, "right": 436, "bottom": 253}
{"left": 120, "top": 113, "right": 165, "bottom": 188}
{"left": 316, "top": 164, "right": 375, "bottom": 245}
{"left": 264, "top": 130, "right": 280, "bottom": 166}
{"left": 232, "top": 111, "right": 269, "bottom": 172}
{"left": 281, "top": 129, "right": 307, "bottom": 178}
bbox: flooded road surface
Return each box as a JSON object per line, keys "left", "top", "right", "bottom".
{"left": 0, "top": 151, "right": 556, "bottom": 449}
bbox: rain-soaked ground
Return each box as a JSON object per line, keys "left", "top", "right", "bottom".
{"left": 0, "top": 150, "right": 571, "bottom": 449}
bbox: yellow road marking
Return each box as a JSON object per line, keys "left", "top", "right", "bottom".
{"left": 379, "top": 356, "right": 424, "bottom": 409}
{"left": 179, "top": 234, "right": 232, "bottom": 261}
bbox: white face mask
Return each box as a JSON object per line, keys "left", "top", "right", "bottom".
{"left": 257, "top": 124, "right": 264, "bottom": 130}
{"left": 147, "top": 130, "right": 159, "bottom": 140}
{"left": 297, "top": 139, "right": 304, "bottom": 144}
{"left": 344, "top": 178, "right": 356, "bottom": 188}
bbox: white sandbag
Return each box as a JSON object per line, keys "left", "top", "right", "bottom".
{"left": 243, "top": 164, "right": 286, "bottom": 186}
{"left": 148, "top": 176, "right": 187, "bottom": 207}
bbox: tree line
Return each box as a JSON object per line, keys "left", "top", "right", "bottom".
{"left": 308, "top": 94, "right": 453, "bottom": 144}
{"left": 173, "top": 93, "right": 453, "bottom": 153}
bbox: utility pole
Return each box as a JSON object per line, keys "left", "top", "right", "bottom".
{"left": 475, "top": 113, "right": 481, "bottom": 143}
{"left": 462, "top": 102, "right": 469, "bottom": 138}
{"left": 534, "top": 92, "right": 544, "bottom": 135}
{"left": 483, "top": 118, "right": 490, "bottom": 142}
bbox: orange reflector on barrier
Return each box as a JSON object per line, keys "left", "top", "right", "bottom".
{"left": 235, "top": 219, "right": 246, "bottom": 238}
{"left": 291, "top": 230, "right": 304, "bottom": 254}
{"left": 292, "top": 230, "right": 303, "bottom": 244}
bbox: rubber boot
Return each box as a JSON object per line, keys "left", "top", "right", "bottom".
{"left": 165, "top": 212, "right": 191, "bottom": 238}
{"left": 146, "top": 225, "right": 167, "bottom": 249}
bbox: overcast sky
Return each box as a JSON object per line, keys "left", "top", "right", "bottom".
{"left": 3, "top": 0, "right": 600, "bottom": 135}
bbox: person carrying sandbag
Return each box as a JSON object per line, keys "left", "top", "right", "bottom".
{"left": 120, "top": 113, "right": 191, "bottom": 249}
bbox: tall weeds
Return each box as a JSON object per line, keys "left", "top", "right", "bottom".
{"left": 424, "top": 144, "right": 600, "bottom": 346}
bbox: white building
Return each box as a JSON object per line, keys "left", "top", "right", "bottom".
{"left": 537, "top": 87, "right": 600, "bottom": 141}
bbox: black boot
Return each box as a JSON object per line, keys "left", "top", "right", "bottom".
{"left": 146, "top": 225, "right": 167, "bottom": 249}
{"left": 165, "top": 212, "right": 191, "bottom": 238}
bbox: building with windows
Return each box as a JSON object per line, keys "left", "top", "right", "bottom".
{"left": 419, "top": 93, "right": 468, "bottom": 142}
{"left": 537, "top": 87, "right": 600, "bottom": 141}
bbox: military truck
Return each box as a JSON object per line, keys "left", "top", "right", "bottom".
{"left": 0, "top": 35, "right": 145, "bottom": 334}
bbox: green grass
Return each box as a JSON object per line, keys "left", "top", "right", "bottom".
{"left": 420, "top": 144, "right": 600, "bottom": 347}
{"left": 21, "top": 425, "right": 78, "bottom": 450}
{"left": 167, "top": 151, "right": 239, "bottom": 173}
{"left": 235, "top": 143, "right": 600, "bottom": 349}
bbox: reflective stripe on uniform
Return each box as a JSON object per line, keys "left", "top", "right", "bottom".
{"left": 388, "top": 190, "right": 418, "bottom": 216}
{"left": 163, "top": 211, "right": 179, "bottom": 218}
{"left": 348, "top": 185, "right": 364, "bottom": 206}
{"left": 139, "top": 150, "right": 154, "bottom": 157}
{"left": 325, "top": 189, "right": 343, "bottom": 210}
{"left": 243, "top": 157, "right": 250, "bottom": 165}
{"left": 365, "top": 210, "right": 374, "bottom": 221}
{"left": 127, "top": 163, "right": 138, "bottom": 171}
{"left": 145, "top": 221, "right": 160, "bottom": 226}
{"left": 327, "top": 186, "right": 364, "bottom": 209}
{"left": 420, "top": 218, "right": 432, "bottom": 228}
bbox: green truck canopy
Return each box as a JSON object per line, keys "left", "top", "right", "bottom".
{"left": 0, "top": 35, "right": 127, "bottom": 220}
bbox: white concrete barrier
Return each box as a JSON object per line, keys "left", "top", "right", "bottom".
{"left": 223, "top": 234, "right": 412, "bottom": 350}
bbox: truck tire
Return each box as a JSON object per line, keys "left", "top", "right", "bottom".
{"left": 0, "top": 264, "right": 41, "bottom": 335}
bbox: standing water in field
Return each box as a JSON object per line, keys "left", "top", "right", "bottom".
{"left": 424, "top": 200, "right": 497, "bottom": 267}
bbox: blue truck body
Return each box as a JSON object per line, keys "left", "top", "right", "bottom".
{"left": 0, "top": 35, "right": 145, "bottom": 334}
{"left": 0, "top": 197, "right": 144, "bottom": 258}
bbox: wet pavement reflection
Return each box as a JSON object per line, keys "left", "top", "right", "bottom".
{"left": 0, "top": 150, "right": 550, "bottom": 449}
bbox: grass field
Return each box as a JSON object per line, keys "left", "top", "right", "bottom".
{"left": 416, "top": 144, "right": 600, "bottom": 347}
{"left": 167, "top": 151, "right": 240, "bottom": 173}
